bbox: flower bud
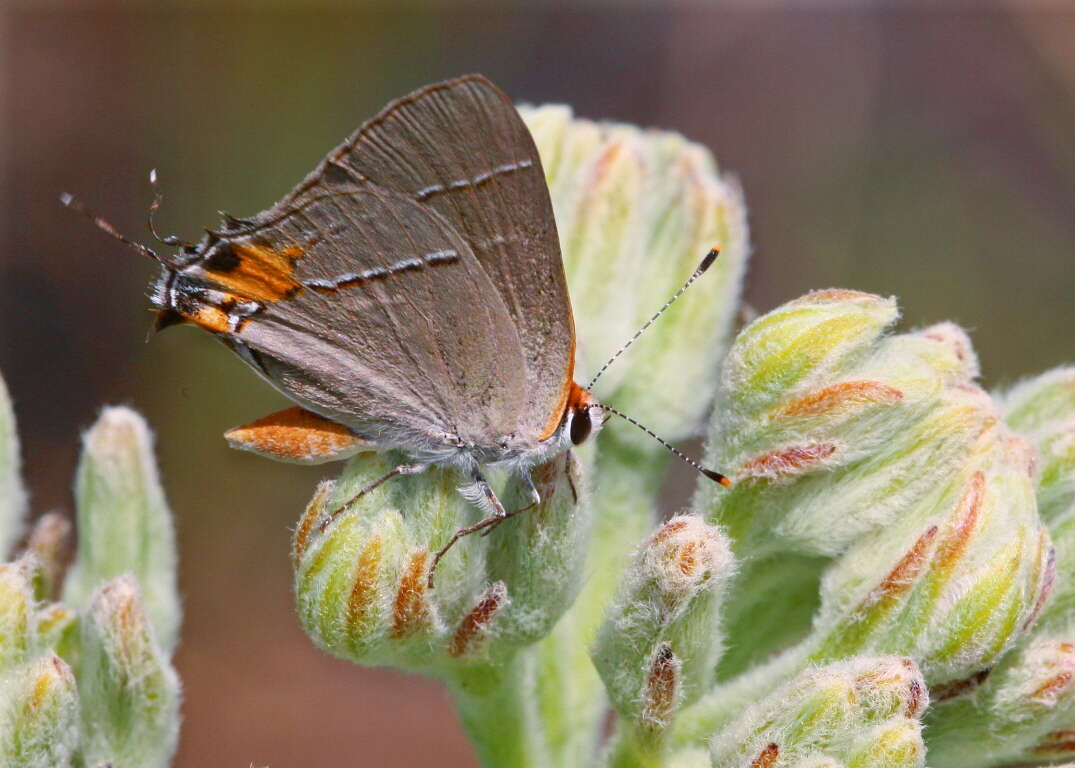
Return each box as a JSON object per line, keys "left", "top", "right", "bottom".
{"left": 592, "top": 515, "right": 733, "bottom": 726}
{"left": 25, "top": 513, "right": 71, "bottom": 602}
{"left": 521, "top": 105, "right": 749, "bottom": 445}
{"left": 0, "top": 371, "right": 26, "bottom": 560}
{"left": 812, "top": 425, "right": 1050, "bottom": 686}
{"left": 709, "top": 656, "right": 926, "bottom": 768}
{"left": 294, "top": 451, "right": 587, "bottom": 671}
{"left": 905, "top": 370, "right": 1075, "bottom": 765}
{"left": 701, "top": 292, "right": 991, "bottom": 557}
{"left": 0, "top": 652, "right": 79, "bottom": 768}
{"left": 34, "top": 602, "right": 75, "bottom": 654}
{"left": 62, "top": 407, "right": 180, "bottom": 653}
{"left": 77, "top": 574, "right": 180, "bottom": 768}
{"left": 699, "top": 292, "right": 1010, "bottom": 675}
{"left": 925, "top": 633, "right": 1075, "bottom": 767}
{"left": 1002, "top": 368, "right": 1075, "bottom": 640}
{"left": 1002, "top": 365, "right": 1075, "bottom": 523}
{"left": 0, "top": 559, "right": 35, "bottom": 673}
{"left": 481, "top": 454, "right": 590, "bottom": 649}
{"left": 843, "top": 720, "right": 925, "bottom": 768}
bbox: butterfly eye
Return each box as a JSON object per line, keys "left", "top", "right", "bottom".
{"left": 570, "top": 406, "right": 593, "bottom": 446}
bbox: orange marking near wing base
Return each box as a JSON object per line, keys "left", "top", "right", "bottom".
{"left": 202, "top": 241, "right": 305, "bottom": 303}
{"left": 225, "top": 406, "right": 373, "bottom": 465}
{"left": 189, "top": 305, "right": 232, "bottom": 334}
{"left": 540, "top": 378, "right": 592, "bottom": 443}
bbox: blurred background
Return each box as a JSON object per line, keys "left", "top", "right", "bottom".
{"left": 2, "top": 2, "right": 1072, "bottom": 765}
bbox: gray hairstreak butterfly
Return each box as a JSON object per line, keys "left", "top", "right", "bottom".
{"left": 63, "top": 75, "right": 728, "bottom": 585}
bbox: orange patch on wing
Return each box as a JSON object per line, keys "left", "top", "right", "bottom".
{"left": 202, "top": 241, "right": 305, "bottom": 303}
{"left": 225, "top": 406, "right": 372, "bottom": 465}
{"left": 781, "top": 380, "right": 903, "bottom": 418}
{"left": 189, "top": 304, "right": 232, "bottom": 334}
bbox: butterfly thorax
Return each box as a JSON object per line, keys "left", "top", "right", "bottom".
{"left": 387, "top": 380, "right": 602, "bottom": 475}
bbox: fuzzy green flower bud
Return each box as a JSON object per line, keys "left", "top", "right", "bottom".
{"left": 999, "top": 366, "right": 1075, "bottom": 639}
{"left": 63, "top": 407, "right": 180, "bottom": 653}
{"left": 696, "top": 291, "right": 1052, "bottom": 683}
{"left": 811, "top": 423, "right": 1049, "bottom": 686}
{"left": 701, "top": 292, "right": 990, "bottom": 558}
{"left": 522, "top": 105, "right": 749, "bottom": 445}
{"left": 0, "top": 559, "right": 36, "bottom": 673}
{"left": 293, "top": 451, "right": 587, "bottom": 671}
{"left": 593, "top": 515, "right": 733, "bottom": 726}
{"left": 0, "top": 652, "right": 79, "bottom": 768}
{"left": 914, "top": 367, "right": 1075, "bottom": 765}
{"left": 25, "top": 513, "right": 71, "bottom": 603}
{"left": 77, "top": 574, "right": 180, "bottom": 768}
{"left": 924, "top": 632, "right": 1075, "bottom": 766}
{"left": 0, "top": 372, "right": 26, "bottom": 560}
{"left": 33, "top": 602, "right": 74, "bottom": 656}
{"left": 709, "top": 656, "right": 926, "bottom": 768}
{"left": 1003, "top": 366, "right": 1075, "bottom": 522}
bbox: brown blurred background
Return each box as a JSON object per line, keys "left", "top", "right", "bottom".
{"left": 2, "top": 2, "right": 1072, "bottom": 766}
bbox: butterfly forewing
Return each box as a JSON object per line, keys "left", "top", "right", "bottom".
{"left": 278, "top": 76, "right": 576, "bottom": 443}
{"left": 188, "top": 188, "right": 528, "bottom": 454}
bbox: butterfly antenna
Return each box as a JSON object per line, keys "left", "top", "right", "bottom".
{"left": 588, "top": 247, "right": 721, "bottom": 390}
{"left": 147, "top": 169, "right": 195, "bottom": 249}
{"left": 592, "top": 402, "right": 731, "bottom": 486}
{"left": 60, "top": 191, "right": 165, "bottom": 264}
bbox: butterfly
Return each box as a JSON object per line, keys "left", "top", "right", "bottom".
{"left": 65, "top": 75, "right": 727, "bottom": 583}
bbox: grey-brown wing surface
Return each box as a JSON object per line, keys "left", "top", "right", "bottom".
{"left": 276, "top": 75, "right": 576, "bottom": 443}
{"left": 167, "top": 187, "right": 528, "bottom": 453}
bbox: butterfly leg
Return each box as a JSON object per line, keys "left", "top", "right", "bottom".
{"left": 428, "top": 471, "right": 541, "bottom": 588}
{"left": 480, "top": 473, "right": 541, "bottom": 537}
{"left": 319, "top": 462, "right": 429, "bottom": 531}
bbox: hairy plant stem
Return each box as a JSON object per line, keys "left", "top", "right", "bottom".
{"left": 447, "top": 652, "right": 551, "bottom": 768}
{"left": 536, "top": 435, "right": 672, "bottom": 768}
{"left": 604, "top": 724, "right": 667, "bottom": 768}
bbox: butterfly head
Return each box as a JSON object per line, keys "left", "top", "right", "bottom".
{"left": 565, "top": 382, "right": 606, "bottom": 447}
